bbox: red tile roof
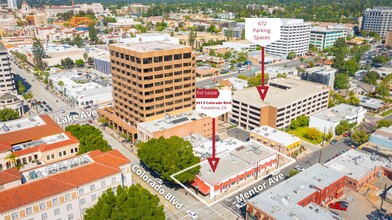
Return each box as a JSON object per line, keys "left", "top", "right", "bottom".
{"left": 38, "top": 132, "right": 79, "bottom": 152}
{"left": 89, "top": 149, "right": 130, "bottom": 168}
{"left": 0, "top": 150, "right": 128, "bottom": 213}
{"left": 0, "top": 142, "right": 11, "bottom": 153}
{"left": 0, "top": 168, "right": 21, "bottom": 186}
{"left": 12, "top": 145, "right": 40, "bottom": 157}
{"left": 0, "top": 115, "right": 64, "bottom": 146}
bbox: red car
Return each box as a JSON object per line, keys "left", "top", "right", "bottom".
{"left": 343, "top": 132, "right": 351, "bottom": 137}
{"left": 329, "top": 202, "right": 348, "bottom": 211}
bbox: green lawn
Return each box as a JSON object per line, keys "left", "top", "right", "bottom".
{"left": 288, "top": 127, "right": 322, "bottom": 145}
{"left": 381, "top": 109, "right": 392, "bottom": 117}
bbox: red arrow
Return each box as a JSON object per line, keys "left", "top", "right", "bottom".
{"left": 196, "top": 88, "right": 220, "bottom": 99}
{"left": 207, "top": 118, "right": 220, "bottom": 172}
{"left": 257, "top": 46, "right": 269, "bottom": 101}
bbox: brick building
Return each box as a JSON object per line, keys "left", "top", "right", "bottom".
{"left": 99, "top": 42, "right": 196, "bottom": 141}
{"left": 246, "top": 164, "right": 345, "bottom": 220}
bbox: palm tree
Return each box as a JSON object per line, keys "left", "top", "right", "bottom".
{"left": 58, "top": 81, "right": 64, "bottom": 96}
{"left": 5, "top": 153, "right": 17, "bottom": 168}
{"left": 299, "top": 57, "right": 305, "bottom": 63}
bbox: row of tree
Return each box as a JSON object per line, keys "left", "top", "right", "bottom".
{"left": 65, "top": 124, "right": 112, "bottom": 154}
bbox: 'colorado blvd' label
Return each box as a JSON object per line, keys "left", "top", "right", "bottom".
{"left": 132, "top": 165, "right": 183, "bottom": 209}
{"left": 245, "top": 18, "right": 281, "bottom": 46}
{"left": 196, "top": 89, "right": 232, "bottom": 118}
{"left": 235, "top": 173, "right": 284, "bottom": 203}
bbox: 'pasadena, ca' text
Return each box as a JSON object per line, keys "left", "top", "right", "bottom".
{"left": 132, "top": 165, "right": 183, "bottom": 209}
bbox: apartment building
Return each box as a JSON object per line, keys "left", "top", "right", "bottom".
{"left": 0, "top": 115, "right": 79, "bottom": 171}
{"left": 266, "top": 19, "right": 311, "bottom": 58}
{"left": 246, "top": 164, "right": 345, "bottom": 220}
{"left": 362, "top": 7, "right": 392, "bottom": 37}
{"left": 310, "top": 29, "right": 345, "bottom": 51}
{"left": 229, "top": 78, "right": 329, "bottom": 130}
{"left": 223, "top": 27, "right": 244, "bottom": 39}
{"left": 0, "top": 149, "right": 132, "bottom": 220}
{"left": 99, "top": 42, "right": 196, "bottom": 141}
{"left": 0, "top": 44, "right": 23, "bottom": 115}
{"left": 301, "top": 66, "right": 337, "bottom": 88}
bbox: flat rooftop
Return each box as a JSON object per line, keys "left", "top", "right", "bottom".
{"left": 112, "top": 41, "right": 190, "bottom": 52}
{"left": 232, "top": 78, "right": 328, "bottom": 108}
{"left": 324, "top": 149, "right": 387, "bottom": 181}
{"left": 138, "top": 110, "right": 204, "bottom": 133}
{"left": 311, "top": 29, "right": 343, "bottom": 33}
{"left": 185, "top": 135, "right": 244, "bottom": 158}
{"left": 197, "top": 141, "right": 275, "bottom": 184}
{"left": 358, "top": 96, "right": 385, "bottom": 109}
{"left": 248, "top": 163, "right": 344, "bottom": 220}
{"left": 250, "top": 126, "right": 300, "bottom": 146}
{"left": 310, "top": 104, "right": 365, "bottom": 123}
{"left": 0, "top": 116, "right": 46, "bottom": 134}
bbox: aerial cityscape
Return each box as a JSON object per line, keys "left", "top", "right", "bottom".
{"left": 0, "top": 0, "right": 391, "bottom": 220}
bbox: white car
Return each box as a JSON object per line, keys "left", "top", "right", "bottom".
{"left": 59, "top": 108, "right": 65, "bottom": 113}
{"left": 294, "top": 165, "right": 305, "bottom": 171}
{"left": 155, "top": 178, "right": 163, "bottom": 185}
{"left": 235, "top": 201, "right": 246, "bottom": 209}
{"left": 271, "top": 170, "right": 280, "bottom": 175}
{"left": 186, "top": 210, "right": 197, "bottom": 219}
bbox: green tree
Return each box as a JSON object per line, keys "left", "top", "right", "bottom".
{"left": 350, "top": 129, "right": 369, "bottom": 145}
{"left": 363, "top": 71, "right": 380, "bottom": 85}
{"left": 304, "top": 128, "right": 322, "bottom": 141}
{"left": 376, "top": 83, "right": 390, "bottom": 97}
{"left": 61, "top": 58, "right": 75, "bottom": 69}
{"left": 372, "top": 55, "right": 390, "bottom": 65}
{"left": 188, "top": 28, "right": 196, "bottom": 48}
{"left": 343, "top": 58, "right": 359, "bottom": 75}
{"left": 5, "top": 153, "right": 19, "bottom": 169}
{"left": 207, "top": 25, "right": 216, "bottom": 32}
{"left": 236, "top": 52, "right": 248, "bottom": 63}
{"left": 84, "top": 185, "right": 165, "bottom": 220}
{"left": 299, "top": 57, "right": 305, "bottom": 63}
{"left": 223, "top": 51, "right": 232, "bottom": 59}
{"left": 288, "top": 170, "right": 300, "bottom": 177}
{"left": 331, "top": 38, "right": 348, "bottom": 71}
{"left": 335, "top": 120, "right": 350, "bottom": 135}
{"left": 83, "top": 53, "right": 89, "bottom": 62}
{"left": 23, "top": 92, "right": 33, "bottom": 101}
{"left": 32, "top": 37, "right": 46, "bottom": 70}
{"left": 65, "top": 124, "right": 112, "bottom": 154}
{"left": 102, "top": 17, "right": 116, "bottom": 26}
{"left": 138, "top": 136, "right": 200, "bottom": 183}
{"left": 309, "top": 44, "right": 318, "bottom": 53}
{"left": 226, "top": 26, "right": 233, "bottom": 41}
{"left": 75, "top": 59, "right": 85, "bottom": 67}
{"left": 247, "top": 73, "right": 269, "bottom": 87}
{"left": 241, "top": 28, "right": 245, "bottom": 39}
{"left": 287, "top": 51, "right": 296, "bottom": 59}
{"left": 0, "top": 108, "right": 19, "bottom": 121}
{"left": 334, "top": 73, "right": 350, "bottom": 90}
{"left": 376, "top": 120, "right": 392, "bottom": 128}
{"left": 17, "top": 80, "right": 26, "bottom": 95}
{"left": 326, "top": 130, "right": 334, "bottom": 141}
{"left": 88, "top": 24, "right": 98, "bottom": 43}
{"left": 208, "top": 50, "right": 216, "bottom": 57}
{"left": 346, "top": 93, "right": 360, "bottom": 105}
{"left": 289, "top": 115, "right": 309, "bottom": 129}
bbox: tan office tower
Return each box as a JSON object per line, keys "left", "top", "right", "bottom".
{"left": 100, "top": 42, "right": 196, "bottom": 141}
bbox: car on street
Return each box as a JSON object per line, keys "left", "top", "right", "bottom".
{"left": 186, "top": 210, "right": 197, "bottom": 219}
{"left": 43, "top": 101, "right": 47, "bottom": 105}
{"left": 366, "top": 214, "right": 378, "bottom": 220}
{"left": 48, "top": 107, "right": 53, "bottom": 111}
{"left": 343, "top": 132, "right": 351, "bottom": 137}
{"left": 329, "top": 201, "right": 348, "bottom": 211}
{"left": 69, "top": 112, "right": 79, "bottom": 116}
{"left": 235, "top": 201, "right": 246, "bottom": 209}
{"left": 294, "top": 165, "right": 305, "bottom": 171}
{"left": 371, "top": 210, "right": 387, "bottom": 220}
{"left": 155, "top": 178, "right": 163, "bottom": 185}
{"left": 88, "top": 120, "right": 93, "bottom": 124}
{"left": 331, "top": 139, "right": 337, "bottom": 145}
{"left": 263, "top": 174, "right": 273, "bottom": 180}
{"left": 60, "top": 108, "right": 65, "bottom": 113}
{"left": 271, "top": 170, "right": 280, "bottom": 175}
{"left": 39, "top": 104, "right": 44, "bottom": 108}
{"left": 44, "top": 109, "right": 49, "bottom": 113}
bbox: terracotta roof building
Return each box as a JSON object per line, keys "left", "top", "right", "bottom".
{"left": 0, "top": 150, "right": 132, "bottom": 220}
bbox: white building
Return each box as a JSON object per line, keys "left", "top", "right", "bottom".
{"left": 309, "top": 104, "right": 366, "bottom": 134}
{"left": 301, "top": 66, "right": 337, "bottom": 88}
{"left": 7, "top": 0, "right": 17, "bottom": 10}
{"left": 362, "top": 7, "right": 392, "bottom": 37}
{"left": 265, "top": 66, "right": 298, "bottom": 79}
{"left": 108, "top": 18, "right": 141, "bottom": 29}
{"left": 74, "top": 3, "right": 104, "bottom": 13}
{"left": 0, "top": 150, "right": 132, "bottom": 220}
{"left": 49, "top": 70, "right": 113, "bottom": 107}
{"left": 0, "top": 44, "right": 24, "bottom": 115}
{"left": 217, "top": 12, "right": 236, "bottom": 20}
{"left": 119, "top": 33, "right": 179, "bottom": 45}
{"left": 266, "top": 19, "right": 311, "bottom": 58}
{"left": 223, "top": 40, "right": 257, "bottom": 52}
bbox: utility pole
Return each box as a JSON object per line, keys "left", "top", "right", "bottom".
{"left": 380, "top": 183, "right": 387, "bottom": 211}
{"left": 318, "top": 127, "right": 326, "bottom": 164}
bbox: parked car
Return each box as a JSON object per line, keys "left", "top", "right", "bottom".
{"left": 328, "top": 201, "right": 348, "bottom": 211}
{"left": 155, "top": 178, "right": 163, "bottom": 185}
{"left": 263, "top": 174, "right": 273, "bottom": 180}
{"left": 366, "top": 214, "right": 378, "bottom": 220}
{"left": 371, "top": 210, "right": 387, "bottom": 220}
{"left": 186, "top": 210, "right": 197, "bottom": 219}
{"left": 43, "top": 108, "right": 49, "bottom": 113}
{"left": 235, "top": 201, "right": 246, "bottom": 209}
{"left": 331, "top": 140, "right": 337, "bottom": 145}
{"left": 60, "top": 108, "right": 65, "bottom": 113}
{"left": 42, "top": 101, "right": 47, "bottom": 105}
{"left": 271, "top": 170, "right": 280, "bottom": 175}
{"left": 69, "top": 111, "right": 79, "bottom": 116}
{"left": 343, "top": 132, "right": 351, "bottom": 137}
{"left": 294, "top": 165, "right": 305, "bottom": 171}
